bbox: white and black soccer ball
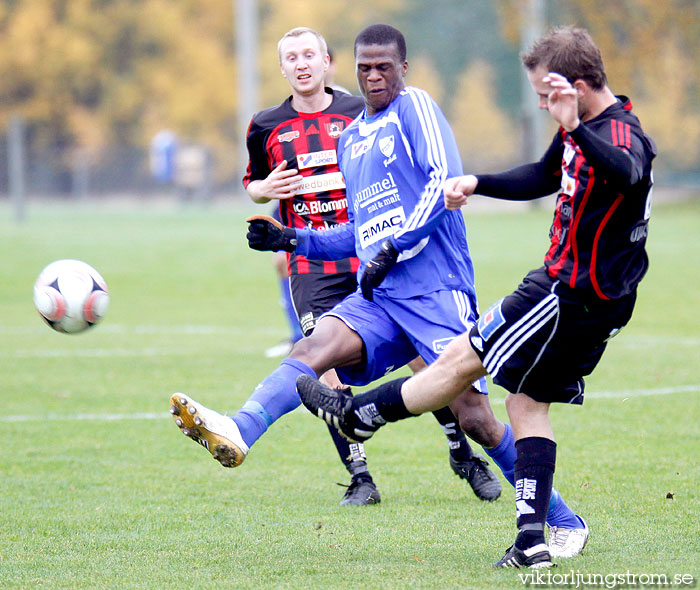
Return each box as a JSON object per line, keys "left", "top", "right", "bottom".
{"left": 33, "top": 259, "right": 109, "bottom": 334}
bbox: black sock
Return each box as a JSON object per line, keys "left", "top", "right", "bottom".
{"left": 432, "top": 406, "right": 473, "bottom": 461}
{"left": 326, "top": 423, "right": 372, "bottom": 478}
{"left": 350, "top": 377, "right": 413, "bottom": 429}
{"left": 513, "top": 436, "right": 556, "bottom": 550}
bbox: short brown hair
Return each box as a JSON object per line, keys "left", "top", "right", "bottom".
{"left": 521, "top": 26, "right": 607, "bottom": 90}
{"left": 277, "top": 27, "right": 328, "bottom": 63}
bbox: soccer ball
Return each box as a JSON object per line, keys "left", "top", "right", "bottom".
{"left": 33, "top": 259, "right": 109, "bottom": 334}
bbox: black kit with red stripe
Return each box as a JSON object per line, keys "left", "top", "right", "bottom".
{"left": 243, "top": 89, "right": 363, "bottom": 276}
{"left": 476, "top": 96, "right": 656, "bottom": 301}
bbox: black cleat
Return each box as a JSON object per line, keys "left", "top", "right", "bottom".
{"left": 450, "top": 454, "right": 502, "bottom": 501}
{"left": 493, "top": 543, "right": 555, "bottom": 569}
{"left": 296, "top": 375, "right": 377, "bottom": 443}
{"left": 339, "top": 478, "right": 381, "bottom": 506}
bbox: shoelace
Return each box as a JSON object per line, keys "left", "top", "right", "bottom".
{"left": 469, "top": 458, "right": 492, "bottom": 481}
{"left": 548, "top": 527, "right": 567, "bottom": 548}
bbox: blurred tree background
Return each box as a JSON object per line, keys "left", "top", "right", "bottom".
{"left": 0, "top": 0, "right": 698, "bottom": 196}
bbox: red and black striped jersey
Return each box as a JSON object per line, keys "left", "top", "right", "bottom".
{"left": 544, "top": 97, "right": 656, "bottom": 299}
{"left": 243, "top": 89, "right": 363, "bottom": 276}
{"left": 476, "top": 96, "right": 656, "bottom": 301}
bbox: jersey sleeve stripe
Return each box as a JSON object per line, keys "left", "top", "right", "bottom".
{"left": 396, "top": 88, "right": 449, "bottom": 237}
{"left": 610, "top": 119, "right": 619, "bottom": 146}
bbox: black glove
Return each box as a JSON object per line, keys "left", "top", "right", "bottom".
{"left": 360, "top": 239, "right": 399, "bottom": 301}
{"left": 246, "top": 215, "right": 297, "bottom": 252}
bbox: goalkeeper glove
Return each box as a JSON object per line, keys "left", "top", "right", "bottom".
{"left": 246, "top": 215, "right": 297, "bottom": 252}
{"left": 360, "top": 239, "right": 399, "bottom": 301}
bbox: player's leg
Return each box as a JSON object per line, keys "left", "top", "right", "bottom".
{"left": 492, "top": 393, "right": 555, "bottom": 569}
{"left": 293, "top": 272, "right": 380, "bottom": 505}
{"left": 171, "top": 315, "right": 362, "bottom": 467}
{"left": 448, "top": 385, "right": 580, "bottom": 533}
{"left": 407, "top": 356, "right": 500, "bottom": 501}
{"left": 433, "top": 403, "right": 502, "bottom": 501}
{"left": 297, "top": 299, "right": 487, "bottom": 440}
{"left": 320, "top": 368, "right": 380, "bottom": 506}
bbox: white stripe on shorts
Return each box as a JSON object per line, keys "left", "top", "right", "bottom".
{"left": 451, "top": 290, "right": 473, "bottom": 330}
{"left": 483, "top": 292, "right": 559, "bottom": 378}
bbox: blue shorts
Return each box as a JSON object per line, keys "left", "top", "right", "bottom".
{"left": 324, "top": 289, "right": 488, "bottom": 394}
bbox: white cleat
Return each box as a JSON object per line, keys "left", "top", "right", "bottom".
{"left": 548, "top": 516, "right": 590, "bottom": 558}
{"left": 169, "top": 393, "right": 249, "bottom": 468}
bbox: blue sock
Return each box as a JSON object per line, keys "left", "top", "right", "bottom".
{"left": 232, "top": 358, "right": 316, "bottom": 448}
{"left": 483, "top": 423, "right": 580, "bottom": 528}
{"left": 546, "top": 488, "right": 581, "bottom": 529}
{"left": 483, "top": 422, "right": 516, "bottom": 486}
{"left": 280, "top": 278, "right": 303, "bottom": 342}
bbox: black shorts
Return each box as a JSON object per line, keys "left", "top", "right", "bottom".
{"left": 469, "top": 267, "right": 636, "bottom": 404}
{"left": 290, "top": 272, "right": 358, "bottom": 336}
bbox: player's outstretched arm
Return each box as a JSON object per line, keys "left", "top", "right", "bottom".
{"left": 444, "top": 175, "right": 478, "bottom": 210}
{"left": 246, "top": 160, "right": 303, "bottom": 204}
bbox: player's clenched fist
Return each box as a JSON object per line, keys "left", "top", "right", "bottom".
{"left": 443, "top": 175, "right": 478, "bottom": 210}
{"left": 246, "top": 215, "right": 298, "bottom": 252}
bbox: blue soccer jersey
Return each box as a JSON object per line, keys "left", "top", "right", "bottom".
{"left": 296, "top": 86, "right": 476, "bottom": 300}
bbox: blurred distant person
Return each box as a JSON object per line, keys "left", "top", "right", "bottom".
{"left": 326, "top": 47, "right": 351, "bottom": 94}
{"left": 149, "top": 130, "right": 178, "bottom": 185}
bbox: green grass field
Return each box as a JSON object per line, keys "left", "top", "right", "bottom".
{"left": 1, "top": 197, "right": 698, "bottom": 589}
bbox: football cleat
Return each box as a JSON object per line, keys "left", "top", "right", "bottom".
{"left": 169, "top": 393, "right": 248, "bottom": 468}
{"left": 339, "top": 478, "right": 381, "bottom": 506}
{"left": 493, "top": 543, "right": 555, "bottom": 569}
{"left": 449, "top": 454, "right": 502, "bottom": 501}
{"left": 296, "top": 375, "right": 377, "bottom": 443}
{"left": 548, "top": 516, "right": 589, "bottom": 558}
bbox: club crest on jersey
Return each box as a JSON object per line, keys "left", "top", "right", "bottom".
{"left": 325, "top": 122, "right": 344, "bottom": 138}
{"left": 379, "top": 136, "right": 397, "bottom": 167}
{"left": 351, "top": 133, "right": 377, "bottom": 159}
{"left": 278, "top": 130, "right": 300, "bottom": 143}
{"left": 379, "top": 136, "right": 394, "bottom": 158}
{"left": 478, "top": 299, "right": 505, "bottom": 341}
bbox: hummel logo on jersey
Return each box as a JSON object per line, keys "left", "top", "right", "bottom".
{"left": 351, "top": 133, "right": 377, "bottom": 159}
